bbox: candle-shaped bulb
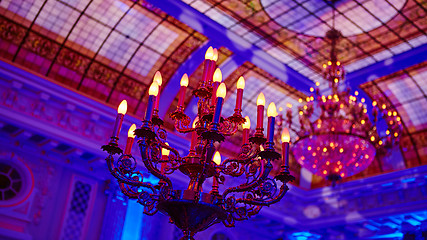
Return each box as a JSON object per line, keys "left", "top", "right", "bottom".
{"left": 242, "top": 116, "right": 250, "bottom": 129}
{"left": 213, "top": 151, "right": 221, "bottom": 165}
{"left": 281, "top": 128, "right": 290, "bottom": 143}
{"left": 213, "top": 68, "right": 222, "bottom": 83}
{"left": 162, "top": 142, "right": 170, "bottom": 156}
{"left": 118, "top": 100, "right": 128, "bottom": 114}
{"left": 154, "top": 71, "right": 162, "bottom": 86}
{"left": 213, "top": 48, "right": 218, "bottom": 61}
{"left": 267, "top": 102, "right": 278, "bottom": 117}
{"left": 192, "top": 117, "right": 199, "bottom": 128}
{"left": 180, "top": 74, "right": 189, "bottom": 87}
{"left": 257, "top": 92, "right": 265, "bottom": 106}
{"left": 149, "top": 82, "right": 159, "bottom": 96}
{"left": 205, "top": 46, "right": 214, "bottom": 60}
{"left": 128, "top": 124, "right": 136, "bottom": 138}
{"left": 237, "top": 76, "right": 245, "bottom": 89}
{"left": 216, "top": 83, "right": 226, "bottom": 98}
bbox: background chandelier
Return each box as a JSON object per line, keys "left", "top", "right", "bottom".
{"left": 284, "top": 27, "right": 402, "bottom": 185}
{"left": 102, "top": 47, "right": 294, "bottom": 240}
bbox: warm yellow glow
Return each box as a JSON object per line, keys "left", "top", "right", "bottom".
{"left": 192, "top": 117, "right": 199, "bottom": 128}
{"left": 213, "top": 151, "right": 221, "bottom": 165}
{"left": 298, "top": 98, "right": 303, "bottom": 103}
{"left": 334, "top": 78, "right": 338, "bottom": 83}
{"left": 308, "top": 146, "right": 312, "bottom": 151}
{"left": 394, "top": 132, "right": 398, "bottom": 137}
{"left": 267, "top": 102, "right": 278, "bottom": 117}
{"left": 387, "top": 111, "right": 392, "bottom": 116}
{"left": 361, "top": 119, "right": 365, "bottom": 124}
{"left": 315, "top": 82, "right": 320, "bottom": 86}
{"left": 281, "top": 128, "right": 290, "bottom": 143}
{"left": 180, "top": 74, "right": 189, "bottom": 87}
{"left": 306, "top": 97, "right": 310, "bottom": 102}
{"left": 337, "top": 61, "right": 341, "bottom": 66}
{"left": 213, "top": 68, "right": 222, "bottom": 83}
{"left": 303, "top": 105, "right": 308, "bottom": 110}
{"left": 279, "top": 107, "right": 283, "bottom": 111}
{"left": 393, "top": 111, "right": 397, "bottom": 116}
{"left": 286, "top": 103, "right": 292, "bottom": 108}
{"left": 372, "top": 101, "right": 377, "bottom": 106}
{"left": 154, "top": 71, "right": 162, "bottom": 86}
{"left": 216, "top": 83, "right": 226, "bottom": 98}
{"left": 326, "top": 161, "right": 330, "bottom": 165}
{"left": 299, "top": 111, "right": 303, "bottom": 115}
{"left": 237, "top": 76, "right": 245, "bottom": 89}
{"left": 310, "top": 96, "right": 314, "bottom": 101}
{"left": 149, "top": 82, "right": 159, "bottom": 96}
{"left": 162, "top": 142, "right": 170, "bottom": 156}
{"left": 323, "top": 170, "right": 327, "bottom": 175}
{"left": 339, "top": 148, "right": 344, "bottom": 153}
{"left": 386, "top": 129, "right": 390, "bottom": 135}
{"left": 323, "top": 147, "right": 327, "bottom": 152}
{"left": 370, "top": 136, "right": 375, "bottom": 141}
{"left": 379, "top": 140, "right": 383, "bottom": 145}
{"left": 310, "top": 87, "right": 314, "bottom": 92}
{"left": 205, "top": 46, "right": 214, "bottom": 60}
{"left": 242, "top": 116, "right": 250, "bottom": 129}
{"left": 127, "top": 124, "right": 136, "bottom": 138}
{"left": 361, "top": 98, "right": 365, "bottom": 103}
{"left": 256, "top": 92, "right": 265, "bottom": 106}
{"left": 355, "top": 91, "right": 359, "bottom": 96}
{"left": 213, "top": 48, "right": 218, "bottom": 61}
{"left": 260, "top": 145, "right": 264, "bottom": 151}
{"left": 396, "top": 117, "right": 401, "bottom": 121}
{"left": 328, "top": 61, "right": 332, "bottom": 65}
{"left": 323, "top": 64, "right": 327, "bottom": 68}
{"left": 382, "top": 104, "right": 386, "bottom": 109}
{"left": 118, "top": 100, "right": 128, "bottom": 114}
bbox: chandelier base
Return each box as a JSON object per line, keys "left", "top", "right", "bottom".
{"left": 158, "top": 191, "right": 227, "bottom": 239}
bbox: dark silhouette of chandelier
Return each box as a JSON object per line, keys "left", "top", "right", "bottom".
{"left": 284, "top": 27, "right": 402, "bottom": 185}
{"left": 102, "top": 47, "right": 294, "bottom": 240}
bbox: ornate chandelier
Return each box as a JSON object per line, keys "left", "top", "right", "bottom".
{"left": 284, "top": 28, "right": 402, "bottom": 185}
{"left": 102, "top": 47, "right": 294, "bottom": 240}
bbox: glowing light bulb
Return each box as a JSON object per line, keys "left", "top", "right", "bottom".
{"left": 213, "top": 48, "right": 218, "bottom": 61}
{"left": 180, "top": 74, "right": 189, "bottom": 87}
{"left": 267, "top": 102, "right": 278, "bottom": 117}
{"left": 118, "top": 100, "right": 128, "bottom": 114}
{"left": 213, "top": 151, "right": 221, "bottom": 165}
{"left": 149, "top": 82, "right": 159, "bottom": 96}
{"left": 205, "top": 46, "right": 214, "bottom": 60}
{"left": 213, "top": 68, "right": 222, "bottom": 83}
{"left": 242, "top": 116, "right": 250, "bottom": 129}
{"left": 257, "top": 92, "right": 265, "bottom": 106}
{"left": 281, "top": 128, "right": 290, "bottom": 143}
{"left": 237, "top": 76, "right": 245, "bottom": 89}
{"left": 192, "top": 117, "right": 199, "bottom": 128}
{"left": 216, "top": 83, "right": 226, "bottom": 98}
{"left": 162, "top": 142, "right": 170, "bottom": 156}
{"left": 127, "top": 124, "right": 136, "bottom": 138}
{"left": 154, "top": 71, "right": 162, "bottom": 86}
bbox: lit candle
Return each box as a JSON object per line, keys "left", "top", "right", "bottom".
{"left": 242, "top": 116, "right": 250, "bottom": 145}
{"left": 281, "top": 128, "right": 290, "bottom": 167}
{"left": 124, "top": 124, "right": 136, "bottom": 154}
{"left": 213, "top": 83, "right": 226, "bottom": 124}
{"left": 211, "top": 68, "right": 222, "bottom": 104}
{"left": 203, "top": 47, "right": 214, "bottom": 84}
{"left": 178, "top": 74, "right": 189, "bottom": 107}
{"left": 213, "top": 151, "right": 221, "bottom": 165}
{"left": 267, "top": 102, "right": 278, "bottom": 143}
{"left": 256, "top": 92, "right": 265, "bottom": 130}
{"left": 213, "top": 48, "right": 218, "bottom": 62}
{"left": 190, "top": 117, "right": 199, "bottom": 151}
{"left": 112, "top": 100, "right": 127, "bottom": 139}
{"left": 145, "top": 82, "right": 159, "bottom": 122}
{"left": 161, "top": 142, "right": 170, "bottom": 174}
{"left": 235, "top": 76, "right": 245, "bottom": 111}
{"left": 153, "top": 71, "right": 162, "bottom": 111}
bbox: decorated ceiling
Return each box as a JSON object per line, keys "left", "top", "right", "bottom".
{"left": 0, "top": 0, "right": 426, "bottom": 189}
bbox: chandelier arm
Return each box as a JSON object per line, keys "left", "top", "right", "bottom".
{"left": 221, "top": 146, "right": 258, "bottom": 177}
{"left": 139, "top": 140, "right": 173, "bottom": 189}
{"left": 236, "top": 183, "right": 289, "bottom": 206}
{"left": 222, "top": 157, "right": 268, "bottom": 202}
{"left": 218, "top": 119, "right": 239, "bottom": 136}
{"left": 106, "top": 155, "right": 154, "bottom": 187}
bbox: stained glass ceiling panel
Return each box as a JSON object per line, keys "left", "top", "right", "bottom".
{"left": 0, "top": 0, "right": 207, "bottom": 116}
{"left": 185, "top": 0, "right": 427, "bottom": 84}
